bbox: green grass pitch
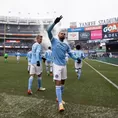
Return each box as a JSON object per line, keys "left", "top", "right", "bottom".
{"left": 0, "top": 56, "right": 118, "bottom": 118}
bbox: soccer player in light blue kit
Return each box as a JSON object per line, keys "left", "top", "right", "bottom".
{"left": 27, "top": 34, "right": 46, "bottom": 95}
{"left": 16, "top": 51, "right": 21, "bottom": 63}
{"left": 44, "top": 46, "right": 53, "bottom": 76}
{"left": 47, "top": 16, "right": 80, "bottom": 112}
{"left": 26, "top": 49, "right": 32, "bottom": 73}
{"left": 74, "top": 45, "right": 85, "bottom": 79}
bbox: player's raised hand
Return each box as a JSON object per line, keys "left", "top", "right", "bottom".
{"left": 54, "top": 15, "right": 63, "bottom": 24}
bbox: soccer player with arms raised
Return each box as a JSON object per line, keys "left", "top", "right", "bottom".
{"left": 47, "top": 16, "right": 80, "bottom": 112}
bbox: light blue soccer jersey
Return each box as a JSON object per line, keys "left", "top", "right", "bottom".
{"left": 45, "top": 50, "right": 53, "bottom": 63}
{"left": 27, "top": 51, "right": 32, "bottom": 63}
{"left": 31, "top": 42, "right": 42, "bottom": 64}
{"left": 16, "top": 52, "right": 21, "bottom": 56}
{"left": 71, "top": 50, "right": 76, "bottom": 55}
{"left": 65, "top": 53, "right": 69, "bottom": 58}
{"left": 74, "top": 50, "right": 85, "bottom": 62}
{"left": 47, "top": 23, "right": 79, "bottom": 66}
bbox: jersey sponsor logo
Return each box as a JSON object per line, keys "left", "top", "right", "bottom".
{"left": 56, "top": 42, "right": 68, "bottom": 51}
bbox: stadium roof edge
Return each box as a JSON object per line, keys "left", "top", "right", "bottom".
{"left": 0, "top": 16, "right": 53, "bottom": 25}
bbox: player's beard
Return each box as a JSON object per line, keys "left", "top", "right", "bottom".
{"left": 59, "top": 37, "right": 65, "bottom": 42}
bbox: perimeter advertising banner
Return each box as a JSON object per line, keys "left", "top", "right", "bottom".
{"left": 85, "top": 26, "right": 102, "bottom": 31}
{"left": 91, "top": 30, "right": 102, "bottom": 40}
{"left": 102, "top": 23, "right": 118, "bottom": 38}
{"left": 67, "top": 23, "right": 118, "bottom": 40}
{"left": 68, "top": 32, "right": 79, "bottom": 40}
{"left": 67, "top": 27, "right": 84, "bottom": 32}
{"left": 6, "top": 40, "right": 20, "bottom": 43}
{"left": 79, "top": 31, "right": 90, "bottom": 40}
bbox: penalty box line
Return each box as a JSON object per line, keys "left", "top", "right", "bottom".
{"left": 83, "top": 60, "right": 118, "bottom": 90}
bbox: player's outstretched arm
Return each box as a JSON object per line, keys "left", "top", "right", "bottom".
{"left": 67, "top": 46, "right": 80, "bottom": 61}
{"left": 47, "top": 15, "right": 63, "bottom": 40}
{"left": 68, "top": 52, "right": 81, "bottom": 63}
{"left": 68, "top": 52, "right": 78, "bottom": 60}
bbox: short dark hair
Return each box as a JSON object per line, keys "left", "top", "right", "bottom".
{"left": 76, "top": 45, "right": 81, "bottom": 50}
{"left": 36, "top": 34, "right": 42, "bottom": 39}
{"left": 48, "top": 47, "right": 51, "bottom": 49}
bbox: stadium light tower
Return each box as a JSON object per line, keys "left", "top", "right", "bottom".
{"left": 8, "top": 11, "right": 11, "bottom": 16}
{"left": 37, "top": 13, "right": 40, "bottom": 20}
{"left": 18, "top": 12, "right": 21, "bottom": 17}
{"left": 37, "top": 13, "right": 40, "bottom": 16}
{"left": 53, "top": 11, "right": 56, "bottom": 19}
{"left": 3, "top": 11, "right": 11, "bottom": 53}
{"left": 3, "top": 11, "right": 11, "bottom": 54}
{"left": 28, "top": 13, "right": 30, "bottom": 19}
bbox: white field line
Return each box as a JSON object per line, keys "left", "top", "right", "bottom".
{"left": 84, "top": 60, "right": 118, "bottom": 90}
{"left": 17, "top": 100, "right": 43, "bottom": 116}
{"left": 90, "top": 59, "right": 118, "bottom": 67}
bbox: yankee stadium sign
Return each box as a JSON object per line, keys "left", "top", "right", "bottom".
{"left": 79, "top": 17, "right": 118, "bottom": 27}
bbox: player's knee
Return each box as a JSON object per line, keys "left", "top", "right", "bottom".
{"left": 79, "top": 68, "right": 81, "bottom": 71}
{"left": 55, "top": 80, "right": 61, "bottom": 86}
{"left": 61, "top": 80, "right": 65, "bottom": 85}
{"left": 30, "top": 74, "right": 34, "bottom": 77}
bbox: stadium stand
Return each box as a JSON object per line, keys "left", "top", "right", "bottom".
{"left": 0, "top": 16, "right": 53, "bottom": 56}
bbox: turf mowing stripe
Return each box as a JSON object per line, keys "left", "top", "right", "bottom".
{"left": 84, "top": 60, "right": 118, "bottom": 90}
{"left": 90, "top": 59, "right": 118, "bottom": 67}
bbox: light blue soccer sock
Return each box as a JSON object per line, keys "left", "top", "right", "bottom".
{"left": 78, "top": 69, "right": 82, "bottom": 79}
{"left": 61, "top": 85, "right": 64, "bottom": 94}
{"left": 28, "top": 76, "right": 33, "bottom": 90}
{"left": 37, "top": 77, "right": 42, "bottom": 88}
{"left": 50, "top": 66, "right": 53, "bottom": 73}
{"left": 56, "top": 86, "right": 62, "bottom": 104}
{"left": 75, "top": 68, "right": 78, "bottom": 73}
{"left": 75, "top": 68, "right": 78, "bottom": 77}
